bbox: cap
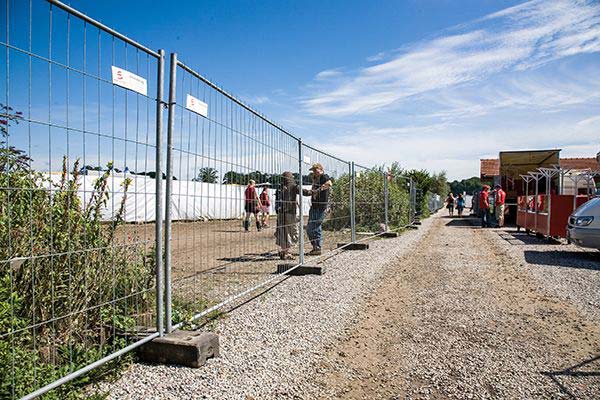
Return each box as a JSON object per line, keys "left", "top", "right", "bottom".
{"left": 494, "top": 184, "right": 501, "bottom": 188}
{"left": 309, "top": 162, "right": 323, "bottom": 171}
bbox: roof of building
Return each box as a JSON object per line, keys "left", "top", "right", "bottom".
{"left": 560, "top": 157, "right": 600, "bottom": 170}
{"left": 480, "top": 156, "right": 599, "bottom": 178}
{"left": 480, "top": 159, "right": 500, "bottom": 178}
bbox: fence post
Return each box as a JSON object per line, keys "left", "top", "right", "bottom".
{"left": 155, "top": 49, "right": 165, "bottom": 337}
{"left": 409, "top": 177, "right": 415, "bottom": 224}
{"left": 298, "top": 139, "right": 305, "bottom": 264}
{"left": 383, "top": 171, "right": 389, "bottom": 230}
{"left": 164, "top": 53, "right": 177, "bottom": 333}
{"left": 350, "top": 161, "right": 356, "bottom": 243}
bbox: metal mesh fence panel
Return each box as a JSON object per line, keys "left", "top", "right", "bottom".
{"left": 165, "top": 57, "right": 305, "bottom": 331}
{"left": 1, "top": 0, "right": 164, "bottom": 398}
{"left": 386, "top": 171, "right": 412, "bottom": 230}
{"left": 0, "top": 1, "right": 412, "bottom": 396}
{"left": 301, "top": 144, "right": 352, "bottom": 255}
{"left": 353, "top": 164, "right": 386, "bottom": 239}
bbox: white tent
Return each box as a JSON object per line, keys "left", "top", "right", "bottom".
{"left": 46, "top": 173, "right": 312, "bottom": 223}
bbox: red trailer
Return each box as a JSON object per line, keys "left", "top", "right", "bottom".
{"left": 516, "top": 168, "right": 594, "bottom": 238}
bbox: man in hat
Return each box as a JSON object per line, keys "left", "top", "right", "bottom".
{"left": 479, "top": 185, "right": 491, "bottom": 228}
{"left": 304, "top": 163, "right": 332, "bottom": 256}
{"left": 494, "top": 183, "right": 506, "bottom": 227}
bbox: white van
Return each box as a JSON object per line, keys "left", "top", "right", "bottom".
{"left": 567, "top": 197, "right": 600, "bottom": 250}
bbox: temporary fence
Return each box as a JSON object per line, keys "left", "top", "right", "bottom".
{"left": 1, "top": 1, "right": 418, "bottom": 398}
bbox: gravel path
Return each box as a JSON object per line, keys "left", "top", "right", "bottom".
{"left": 105, "top": 216, "right": 433, "bottom": 399}
{"left": 313, "top": 214, "right": 600, "bottom": 399}
{"left": 489, "top": 226, "right": 600, "bottom": 321}
{"left": 106, "top": 213, "right": 599, "bottom": 399}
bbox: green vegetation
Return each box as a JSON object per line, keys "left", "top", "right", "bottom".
{"left": 449, "top": 176, "right": 482, "bottom": 196}
{"left": 326, "top": 163, "right": 449, "bottom": 232}
{"left": 404, "top": 167, "right": 449, "bottom": 217}
{"left": 1, "top": 106, "right": 155, "bottom": 399}
{"left": 194, "top": 167, "right": 219, "bottom": 184}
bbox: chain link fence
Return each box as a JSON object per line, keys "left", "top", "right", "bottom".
{"left": 1, "top": 1, "right": 419, "bottom": 398}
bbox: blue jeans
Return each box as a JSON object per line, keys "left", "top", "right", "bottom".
{"left": 307, "top": 207, "right": 326, "bottom": 249}
{"left": 481, "top": 208, "right": 492, "bottom": 227}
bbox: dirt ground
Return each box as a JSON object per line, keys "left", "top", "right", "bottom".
{"left": 314, "top": 214, "right": 600, "bottom": 399}
{"left": 121, "top": 215, "right": 354, "bottom": 309}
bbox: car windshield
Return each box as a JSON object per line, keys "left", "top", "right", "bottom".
{"left": 573, "top": 197, "right": 600, "bottom": 216}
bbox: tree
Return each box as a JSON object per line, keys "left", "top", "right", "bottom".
{"left": 0, "top": 103, "right": 30, "bottom": 172}
{"left": 449, "top": 176, "right": 482, "bottom": 195}
{"left": 195, "top": 167, "right": 219, "bottom": 183}
{"left": 430, "top": 171, "right": 450, "bottom": 196}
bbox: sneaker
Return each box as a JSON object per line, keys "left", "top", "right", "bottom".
{"left": 307, "top": 248, "right": 322, "bottom": 256}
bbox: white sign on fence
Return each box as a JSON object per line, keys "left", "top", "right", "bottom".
{"left": 185, "top": 94, "right": 208, "bottom": 117}
{"left": 303, "top": 156, "right": 311, "bottom": 164}
{"left": 111, "top": 66, "right": 147, "bottom": 95}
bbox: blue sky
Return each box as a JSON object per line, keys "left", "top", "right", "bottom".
{"left": 4, "top": 0, "right": 600, "bottom": 180}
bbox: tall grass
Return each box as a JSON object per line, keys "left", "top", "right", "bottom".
{"left": 0, "top": 150, "right": 155, "bottom": 399}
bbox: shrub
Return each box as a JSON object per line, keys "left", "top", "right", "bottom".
{"left": 0, "top": 151, "right": 155, "bottom": 398}
{"left": 325, "top": 169, "right": 410, "bottom": 232}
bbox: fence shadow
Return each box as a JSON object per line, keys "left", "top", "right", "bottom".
{"left": 541, "top": 355, "right": 600, "bottom": 399}
{"left": 524, "top": 250, "right": 600, "bottom": 270}
{"left": 445, "top": 218, "right": 476, "bottom": 227}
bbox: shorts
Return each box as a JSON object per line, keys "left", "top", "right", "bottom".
{"left": 245, "top": 203, "right": 258, "bottom": 214}
{"left": 260, "top": 205, "right": 270, "bottom": 213}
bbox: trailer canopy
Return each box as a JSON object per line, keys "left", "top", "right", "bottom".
{"left": 499, "top": 149, "right": 560, "bottom": 177}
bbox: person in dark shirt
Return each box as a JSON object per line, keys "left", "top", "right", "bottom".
{"left": 304, "top": 163, "right": 332, "bottom": 256}
{"left": 445, "top": 193, "right": 455, "bottom": 217}
{"left": 275, "top": 171, "right": 300, "bottom": 260}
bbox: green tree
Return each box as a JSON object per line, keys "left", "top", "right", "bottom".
{"left": 195, "top": 167, "right": 219, "bottom": 183}
{"left": 449, "top": 176, "right": 482, "bottom": 195}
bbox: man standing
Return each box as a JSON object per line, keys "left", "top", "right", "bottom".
{"left": 494, "top": 184, "right": 506, "bottom": 227}
{"left": 244, "top": 179, "right": 262, "bottom": 232}
{"left": 479, "top": 185, "right": 491, "bottom": 228}
{"left": 304, "top": 163, "right": 332, "bottom": 256}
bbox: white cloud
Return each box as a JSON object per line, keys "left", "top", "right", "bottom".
{"left": 576, "top": 115, "right": 600, "bottom": 127}
{"left": 303, "top": 0, "right": 600, "bottom": 117}
{"left": 418, "top": 70, "right": 600, "bottom": 121}
{"left": 245, "top": 95, "right": 270, "bottom": 105}
{"left": 314, "top": 68, "right": 343, "bottom": 80}
{"left": 314, "top": 118, "right": 599, "bottom": 179}
{"left": 366, "top": 51, "right": 386, "bottom": 62}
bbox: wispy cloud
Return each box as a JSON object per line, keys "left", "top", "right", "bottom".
{"left": 303, "top": 0, "right": 600, "bottom": 116}
{"left": 366, "top": 51, "right": 386, "bottom": 62}
{"left": 244, "top": 95, "right": 270, "bottom": 105}
{"left": 314, "top": 68, "right": 343, "bottom": 80}
{"left": 576, "top": 115, "right": 600, "bottom": 126}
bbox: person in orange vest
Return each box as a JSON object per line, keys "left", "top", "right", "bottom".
{"left": 494, "top": 184, "right": 506, "bottom": 227}
{"left": 479, "top": 185, "right": 491, "bottom": 228}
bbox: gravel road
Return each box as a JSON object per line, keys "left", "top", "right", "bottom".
{"left": 313, "top": 215, "right": 599, "bottom": 399}
{"left": 105, "top": 215, "right": 431, "bottom": 399}
{"left": 106, "top": 212, "right": 599, "bottom": 399}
